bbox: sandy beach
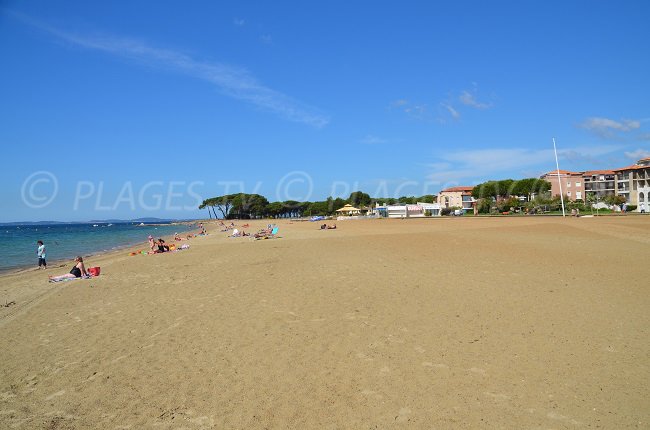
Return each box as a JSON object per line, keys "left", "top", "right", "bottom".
{"left": 0, "top": 216, "right": 648, "bottom": 429}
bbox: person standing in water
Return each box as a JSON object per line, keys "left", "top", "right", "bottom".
{"left": 37, "top": 240, "right": 46, "bottom": 269}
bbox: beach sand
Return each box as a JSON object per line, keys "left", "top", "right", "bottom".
{"left": 0, "top": 216, "right": 648, "bottom": 428}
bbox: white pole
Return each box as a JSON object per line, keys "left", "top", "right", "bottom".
{"left": 553, "top": 137, "right": 566, "bottom": 217}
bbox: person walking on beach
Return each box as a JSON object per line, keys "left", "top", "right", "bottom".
{"left": 37, "top": 240, "right": 46, "bottom": 269}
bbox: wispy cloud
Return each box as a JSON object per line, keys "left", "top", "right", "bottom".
{"left": 439, "top": 102, "right": 460, "bottom": 121}
{"left": 393, "top": 83, "right": 494, "bottom": 124}
{"left": 233, "top": 18, "right": 245, "bottom": 26}
{"left": 390, "top": 100, "right": 431, "bottom": 121}
{"left": 624, "top": 148, "right": 650, "bottom": 160}
{"left": 360, "top": 135, "right": 387, "bottom": 145}
{"left": 426, "top": 144, "right": 622, "bottom": 183}
{"left": 17, "top": 14, "right": 328, "bottom": 127}
{"left": 579, "top": 117, "right": 641, "bottom": 138}
{"left": 459, "top": 90, "right": 491, "bottom": 109}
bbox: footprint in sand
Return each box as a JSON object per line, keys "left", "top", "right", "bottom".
{"left": 0, "top": 392, "right": 16, "bottom": 401}
{"left": 45, "top": 390, "right": 65, "bottom": 401}
{"left": 484, "top": 391, "right": 510, "bottom": 400}
{"left": 111, "top": 355, "right": 128, "bottom": 364}
{"left": 83, "top": 372, "right": 103, "bottom": 383}
{"left": 356, "top": 352, "right": 374, "bottom": 362}
{"left": 546, "top": 411, "right": 582, "bottom": 425}
{"left": 395, "top": 407, "right": 412, "bottom": 423}
{"left": 190, "top": 415, "right": 214, "bottom": 426}
{"left": 361, "top": 389, "right": 383, "bottom": 400}
{"left": 422, "top": 362, "right": 448, "bottom": 369}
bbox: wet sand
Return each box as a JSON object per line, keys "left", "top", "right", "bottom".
{"left": 1, "top": 216, "right": 648, "bottom": 428}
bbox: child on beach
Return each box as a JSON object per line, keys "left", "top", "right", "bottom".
{"left": 48, "top": 257, "right": 88, "bottom": 282}
{"left": 37, "top": 240, "right": 46, "bottom": 269}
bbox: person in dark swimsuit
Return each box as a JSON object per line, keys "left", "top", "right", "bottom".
{"left": 156, "top": 239, "right": 170, "bottom": 253}
{"left": 49, "top": 256, "right": 88, "bottom": 282}
{"left": 70, "top": 265, "right": 82, "bottom": 277}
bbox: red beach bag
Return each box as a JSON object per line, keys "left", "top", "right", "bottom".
{"left": 88, "top": 267, "right": 101, "bottom": 276}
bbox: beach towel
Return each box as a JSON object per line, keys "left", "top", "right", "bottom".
{"left": 48, "top": 275, "right": 92, "bottom": 283}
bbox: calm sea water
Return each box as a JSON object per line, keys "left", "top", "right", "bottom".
{"left": 0, "top": 222, "right": 196, "bottom": 272}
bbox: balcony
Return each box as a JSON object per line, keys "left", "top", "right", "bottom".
{"left": 585, "top": 183, "right": 615, "bottom": 191}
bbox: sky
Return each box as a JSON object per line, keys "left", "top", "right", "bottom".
{"left": 1, "top": 0, "right": 649, "bottom": 222}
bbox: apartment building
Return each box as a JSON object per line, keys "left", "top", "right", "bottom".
{"left": 583, "top": 170, "right": 616, "bottom": 200}
{"left": 539, "top": 170, "right": 585, "bottom": 201}
{"left": 438, "top": 186, "right": 475, "bottom": 212}
{"left": 613, "top": 157, "right": 650, "bottom": 212}
{"left": 539, "top": 157, "right": 650, "bottom": 211}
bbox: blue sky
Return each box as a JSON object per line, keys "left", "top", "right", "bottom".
{"left": 1, "top": 1, "right": 649, "bottom": 222}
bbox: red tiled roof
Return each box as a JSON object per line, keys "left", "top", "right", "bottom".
{"left": 440, "top": 186, "right": 474, "bottom": 193}
{"left": 613, "top": 164, "right": 645, "bottom": 171}
{"left": 583, "top": 170, "right": 615, "bottom": 175}
{"left": 542, "top": 170, "right": 581, "bottom": 176}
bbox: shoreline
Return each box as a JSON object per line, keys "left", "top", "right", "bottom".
{"left": 0, "top": 221, "right": 208, "bottom": 277}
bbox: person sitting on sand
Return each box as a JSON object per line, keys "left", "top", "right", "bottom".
{"left": 320, "top": 224, "right": 327, "bottom": 230}
{"left": 148, "top": 235, "right": 156, "bottom": 251}
{"left": 49, "top": 256, "right": 88, "bottom": 282}
{"left": 174, "top": 232, "right": 181, "bottom": 241}
{"left": 157, "top": 239, "right": 170, "bottom": 253}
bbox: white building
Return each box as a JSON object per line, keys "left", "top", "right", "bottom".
{"left": 374, "top": 202, "right": 440, "bottom": 218}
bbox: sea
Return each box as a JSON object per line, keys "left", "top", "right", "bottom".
{"left": 0, "top": 221, "right": 196, "bottom": 272}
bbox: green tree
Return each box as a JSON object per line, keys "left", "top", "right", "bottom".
{"left": 472, "top": 181, "right": 497, "bottom": 199}
{"left": 199, "top": 195, "right": 235, "bottom": 219}
{"left": 348, "top": 191, "right": 372, "bottom": 207}
{"left": 330, "top": 197, "right": 347, "bottom": 212}
{"left": 307, "top": 200, "right": 330, "bottom": 216}
{"left": 603, "top": 194, "right": 625, "bottom": 206}
{"left": 228, "top": 193, "right": 269, "bottom": 219}
{"left": 418, "top": 194, "right": 437, "bottom": 203}
{"left": 476, "top": 198, "right": 492, "bottom": 214}
{"left": 265, "top": 201, "right": 285, "bottom": 218}
{"left": 397, "top": 196, "right": 417, "bottom": 204}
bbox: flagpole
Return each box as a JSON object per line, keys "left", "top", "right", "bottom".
{"left": 553, "top": 137, "right": 566, "bottom": 217}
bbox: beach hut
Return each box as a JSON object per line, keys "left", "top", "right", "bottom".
{"left": 336, "top": 204, "right": 361, "bottom": 215}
